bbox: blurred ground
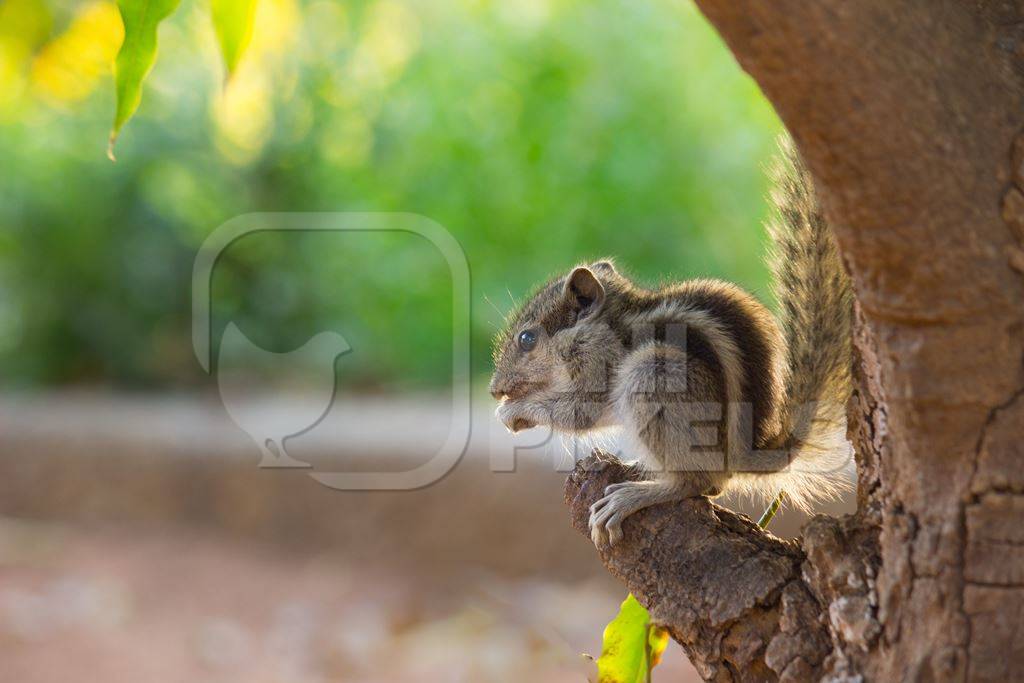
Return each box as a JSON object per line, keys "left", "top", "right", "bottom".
{"left": 0, "top": 518, "right": 701, "bottom": 682}
{"left": 0, "top": 392, "right": 852, "bottom": 681}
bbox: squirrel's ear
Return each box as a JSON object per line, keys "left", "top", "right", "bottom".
{"left": 564, "top": 267, "right": 605, "bottom": 320}
{"left": 590, "top": 260, "right": 617, "bottom": 275}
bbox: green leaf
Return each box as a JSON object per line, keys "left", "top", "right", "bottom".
{"left": 109, "top": 0, "right": 182, "bottom": 159}
{"left": 210, "top": 0, "right": 257, "bottom": 79}
{"left": 592, "top": 594, "right": 669, "bottom": 683}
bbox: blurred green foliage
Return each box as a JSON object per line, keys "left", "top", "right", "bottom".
{"left": 0, "top": 0, "right": 780, "bottom": 390}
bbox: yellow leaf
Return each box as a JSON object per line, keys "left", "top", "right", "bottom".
{"left": 0, "top": 0, "right": 53, "bottom": 115}
{"left": 591, "top": 594, "right": 669, "bottom": 683}
{"left": 210, "top": 0, "right": 258, "bottom": 79}
{"left": 31, "top": 2, "right": 122, "bottom": 104}
{"left": 648, "top": 625, "right": 669, "bottom": 670}
{"left": 109, "top": 0, "right": 182, "bottom": 159}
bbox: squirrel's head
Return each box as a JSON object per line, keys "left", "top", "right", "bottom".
{"left": 490, "top": 260, "right": 628, "bottom": 434}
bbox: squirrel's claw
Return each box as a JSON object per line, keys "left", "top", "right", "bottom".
{"left": 588, "top": 484, "right": 635, "bottom": 548}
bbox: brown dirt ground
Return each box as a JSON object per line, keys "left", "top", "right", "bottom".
{"left": 0, "top": 518, "right": 698, "bottom": 682}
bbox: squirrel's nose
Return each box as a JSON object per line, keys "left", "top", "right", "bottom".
{"left": 489, "top": 381, "right": 508, "bottom": 401}
{"left": 489, "top": 377, "right": 512, "bottom": 401}
{"left": 491, "top": 375, "right": 532, "bottom": 401}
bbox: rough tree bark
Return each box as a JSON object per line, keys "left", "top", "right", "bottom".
{"left": 564, "top": 2, "right": 1024, "bottom": 680}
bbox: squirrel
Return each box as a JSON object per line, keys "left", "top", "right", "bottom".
{"left": 489, "top": 137, "right": 854, "bottom": 546}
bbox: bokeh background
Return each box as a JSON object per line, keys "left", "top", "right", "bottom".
{"left": 0, "top": 0, "right": 827, "bottom": 681}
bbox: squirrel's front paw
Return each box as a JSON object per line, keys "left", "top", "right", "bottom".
{"left": 588, "top": 482, "right": 638, "bottom": 547}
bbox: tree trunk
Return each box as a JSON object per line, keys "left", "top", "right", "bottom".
{"left": 564, "top": 2, "right": 1024, "bottom": 680}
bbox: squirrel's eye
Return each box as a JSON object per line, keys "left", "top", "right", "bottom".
{"left": 517, "top": 329, "right": 538, "bottom": 352}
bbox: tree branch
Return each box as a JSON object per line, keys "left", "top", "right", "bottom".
{"left": 565, "top": 452, "right": 831, "bottom": 681}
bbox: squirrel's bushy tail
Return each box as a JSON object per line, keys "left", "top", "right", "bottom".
{"left": 759, "top": 136, "right": 854, "bottom": 511}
